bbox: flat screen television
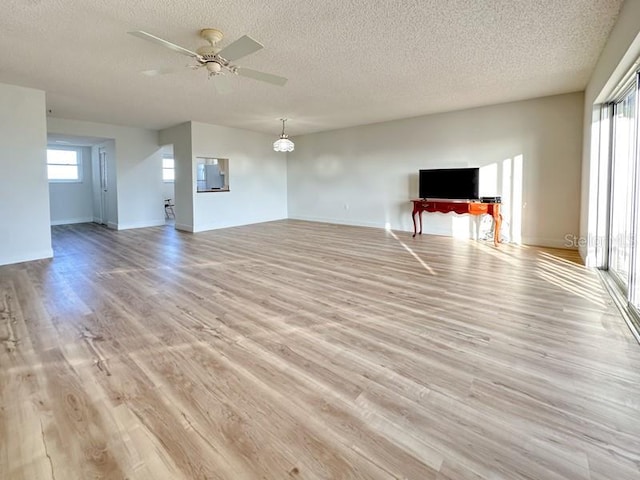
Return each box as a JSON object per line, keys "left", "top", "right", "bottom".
{"left": 419, "top": 167, "right": 479, "bottom": 200}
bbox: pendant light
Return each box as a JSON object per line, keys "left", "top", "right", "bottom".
{"left": 273, "top": 118, "right": 294, "bottom": 152}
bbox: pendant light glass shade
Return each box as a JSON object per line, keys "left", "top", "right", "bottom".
{"left": 273, "top": 118, "right": 294, "bottom": 152}
{"left": 273, "top": 137, "right": 295, "bottom": 152}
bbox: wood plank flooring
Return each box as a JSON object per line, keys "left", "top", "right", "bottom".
{"left": 2, "top": 220, "right": 640, "bottom": 479}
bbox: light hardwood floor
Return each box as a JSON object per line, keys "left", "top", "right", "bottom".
{"left": 2, "top": 220, "right": 640, "bottom": 479}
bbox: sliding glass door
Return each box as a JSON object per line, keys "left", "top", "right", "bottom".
{"left": 609, "top": 86, "right": 637, "bottom": 291}
{"left": 601, "top": 68, "right": 640, "bottom": 339}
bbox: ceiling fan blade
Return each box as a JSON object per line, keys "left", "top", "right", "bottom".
{"left": 142, "top": 68, "right": 181, "bottom": 76}
{"left": 236, "top": 68, "right": 288, "bottom": 86}
{"left": 128, "top": 31, "right": 202, "bottom": 60}
{"left": 212, "top": 75, "right": 234, "bottom": 95}
{"left": 218, "top": 35, "right": 263, "bottom": 61}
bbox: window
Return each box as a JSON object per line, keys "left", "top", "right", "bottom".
{"left": 163, "top": 157, "right": 175, "bottom": 182}
{"left": 47, "top": 148, "right": 81, "bottom": 182}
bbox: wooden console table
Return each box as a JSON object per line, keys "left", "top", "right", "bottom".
{"left": 411, "top": 199, "right": 502, "bottom": 246}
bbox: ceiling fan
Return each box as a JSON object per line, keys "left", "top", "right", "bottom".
{"left": 128, "top": 28, "right": 288, "bottom": 93}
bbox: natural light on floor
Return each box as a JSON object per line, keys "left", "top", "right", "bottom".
{"left": 536, "top": 251, "right": 605, "bottom": 307}
{"left": 386, "top": 227, "right": 437, "bottom": 276}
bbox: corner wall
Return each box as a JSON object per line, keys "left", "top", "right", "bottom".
{"left": 288, "top": 92, "right": 584, "bottom": 248}
{"left": 47, "top": 117, "right": 164, "bottom": 230}
{"left": 160, "top": 122, "right": 193, "bottom": 231}
{"left": 190, "top": 122, "right": 288, "bottom": 232}
{"left": 0, "top": 83, "right": 52, "bottom": 265}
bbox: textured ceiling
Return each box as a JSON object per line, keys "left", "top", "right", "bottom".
{"left": 1, "top": 0, "right": 623, "bottom": 136}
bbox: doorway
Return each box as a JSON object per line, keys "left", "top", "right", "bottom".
{"left": 46, "top": 134, "right": 112, "bottom": 227}
{"left": 90, "top": 139, "right": 116, "bottom": 228}
{"left": 162, "top": 145, "right": 175, "bottom": 225}
{"left": 96, "top": 146, "right": 108, "bottom": 225}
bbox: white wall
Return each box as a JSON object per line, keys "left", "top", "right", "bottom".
{"left": 189, "top": 122, "right": 288, "bottom": 232}
{"left": 288, "top": 92, "right": 584, "bottom": 248}
{"left": 0, "top": 83, "right": 52, "bottom": 265}
{"left": 160, "top": 122, "right": 193, "bottom": 231}
{"left": 580, "top": 0, "right": 640, "bottom": 265}
{"left": 48, "top": 146, "right": 94, "bottom": 225}
{"left": 162, "top": 182, "right": 175, "bottom": 203}
{"left": 47, "top": 118, "right": 164, "bottom": 230}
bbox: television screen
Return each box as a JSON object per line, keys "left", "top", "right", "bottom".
{"left": 419, "top": 168, "right": 479, "bottom": 200}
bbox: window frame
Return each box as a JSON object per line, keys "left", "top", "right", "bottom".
{"left": 162, "top": 155, "right": 175, "bottom": 183}
{"left": 47, "top": 146, "right": 83, "bottom": 183}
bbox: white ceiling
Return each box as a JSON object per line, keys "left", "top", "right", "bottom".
{"left": 1, "top": 0, "right": 623, "bottom": 136}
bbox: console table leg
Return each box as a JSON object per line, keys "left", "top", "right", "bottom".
{"left": 418, "top": 211, "right": 423, "bottom": 235}
{"left": 412, "top": 210, "right": 417, "bottom": 237}
{"left": 493, "top": 213, "right": 502, "bottom": 246}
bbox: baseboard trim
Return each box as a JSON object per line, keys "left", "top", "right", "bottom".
{"left": 193, "top": 216, "right": 288, "bottom": 233}
{"left": 520, "top": 236, "right": 578, "bottom": 250}
{"left": 50, "top": 217, "right": 93, "bottom": 226}
{"left": 175, "top": 223, "right": 194, "bottom": 232}
{"left": 116, "top": 219, "right": 165, "bottom": 231}
{"left": 0, "top": 248, "right": 54, "bottom": 267}
{"left": 288, "top": 215, "right": 384, "bottom": 230}
{"left": 289, "top": 216, "right": 582, "bottom": 248}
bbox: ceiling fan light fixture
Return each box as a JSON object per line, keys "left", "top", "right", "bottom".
{"left": 274, "top": 118, "right": 294, "bottom": 152}
{"left": 128, "top": 29, "right": 288, "bottom": 87}
{"left": 205, "top": 62, "right": 222, "bottom": 74}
